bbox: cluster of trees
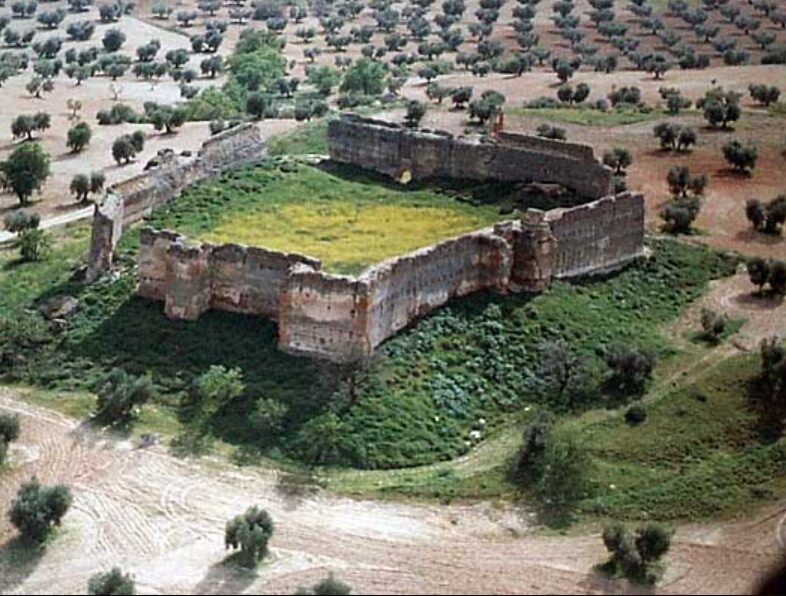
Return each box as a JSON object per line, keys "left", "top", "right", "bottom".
{"left": 93, "top": 368, "right": 154, "bottom": 424}
{"left": 697, "top": 87, "right": 741, "bottom": 129}
{"left": 653, "top": 122, "right": 697, "bottom": 151}
{"left": 747, "top": 258, "right": 786, "bottom": 296}
{"left": 87, "top": 568, "right": 136, "bottom": 596}
{"left": 759, "top": 337, "right": 786, "bottom": 404}
{"left": 69, "top": 171, "right": 104, "bottom": 204}
{"left": 600, "top": 522, "right": 673, "bottom": 584}
{"left": 111, "top": 130, "right": 145, "bottom": 164}
{"left": 0, "top": 142, "right": 50, "bottom": 205}
{"left": 0, "top": 412, "right": 20, "bottom": 467}
{"left": 225, "top": 505, "right": 274, "bottom": 567}
{"left": 746, "top": 195, "right": 786, "bottom": 236}
{"left": 2, "top": 208, "right": 48, "bottom": 261}
{"left": 722, "top": 139, "right": 757, "bottom": 173}
{"left": 699, "top": 308, "right": 727, "bottom": 344}
{"left": 11, "top": 112, "right": 50, "bottom": 140}
{"left": 660, "top": 166, "right": 707, "bottom": 233}
{"left": 537, "top": 341, "right": 656, "bottom": 414}
{"left": 9, "top": 477, "right": 72, "bottom": 544}
{"left": 514, "top": 411, "right": 591, "bottom": 513}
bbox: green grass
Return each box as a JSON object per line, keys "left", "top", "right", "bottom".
{"left": 567, "top": 353, "right": 786, "bottom": 520}
{"left": 0, "top": 213, "right": 738, "bottom": 474}
{"left": 508, "top": 106, "right": 663, "bottom": 127}
{"left": 186, "top": 163, "right": 502, "bottom": 275}
{"left": 0, "top": 224, "right": 90, "bottom": 316}
{"left": 1, "top": 210, "right": 770, "bottom": 521}
{"left": 266, "top": 120, "right": 330, "bottom": 156}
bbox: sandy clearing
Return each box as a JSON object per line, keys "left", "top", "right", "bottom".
{"left": 0, "top": 390, "right": 782, "bottom": 595}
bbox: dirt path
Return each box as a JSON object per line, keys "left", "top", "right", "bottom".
{"left": 0, "top": 391, "right": 782, "bottom": 595}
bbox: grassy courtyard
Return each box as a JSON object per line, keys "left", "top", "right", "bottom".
{"left": 195, "top": 165, "right": 501, "bottom": 275}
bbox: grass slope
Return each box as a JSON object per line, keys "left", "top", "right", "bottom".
{"left": 572, "top": 352, "right": 786, "bottom": 520}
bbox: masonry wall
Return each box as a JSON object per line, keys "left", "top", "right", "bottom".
{"left": 87, "top": 123, "right": 266, "bottom": 282}
{"left": 279, "top": 266, "right": 373, "bottom": 361}
{"left": 137, "top": 228, "right": 320, "bottom": 320}
{"left": 361, "top": 232, "right": 511, "bottom": 350}
{"left": 328, "top": 114, "right": 614, "bottom": 199}
{"left": 548, "top": 191, "right": 646, "bottom": 279}
{"left": 137, "top": 191, "right": 645, "bottom": 363}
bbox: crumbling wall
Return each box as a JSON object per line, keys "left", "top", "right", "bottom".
{"left": 328, "top": 114, "right": 614, "bottom": 198}
{"left": 279, "top": 266, "right": 373, "bottom": 362}
{"left": 548, "top": 191, "right": 646, "bottom": 279}
{"left": 86, "top": 123, "right": 266, "bottom": 282}
{"left": 137, "top": 192, "right": 645, "bottom": 363}
{"left": 138, "top": 228, "right": 184, "bottom": 301}
{"left": 209, "top": 244, "right": 320, "bottom": 318}
{"left": 86, "top": 193, "right": 124, "bottom": 282}
{"left": 361, "top": 232, "right": 511, "bottom": 350}
{"left": 137, "top": 228, "right": 320, "bottom": 320}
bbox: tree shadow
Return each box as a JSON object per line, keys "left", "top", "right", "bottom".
{"left": 714, "top": 167, "right": 753, "bottom": 180}
{"left": 0, "top": 536, "right": 45, "bottom": 594}
{"left": 62, "top": 294, "right": 336, "bottom": 455}
{"left": 274, "top": 469, "right": 323, "bottom": 511}
{"left": 731, "top": 290, "right": 784, "bottom": 311}
{"left": 734, "top": 228, "right": 784, "bottom": 247}
{"left": 315, "top": 160, "right": 585, "bottom": 213}
{"left": 192, "top": 558, "right": 257, "bottom": 595}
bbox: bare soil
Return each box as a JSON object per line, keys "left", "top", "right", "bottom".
{"left": 0, "top": 391, "right": 783, "bottom": 595}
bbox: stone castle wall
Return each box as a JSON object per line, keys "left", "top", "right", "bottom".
{"left": 138, "top": 192, "right": 645, "bottom": 362}
{"left": 327, "top": 114, "right": 614, "bottom": 199}
{"left": 548, "top": 191, "right": 646, "bottom": 278}
{"left": 88, "top": 115, "right": 644, "bottom": 363}
{"left": 138, "top": 228, "right": 320, "bottom": 320}
{"left": 87, "top": 123, "right": 266, "bottom": 282}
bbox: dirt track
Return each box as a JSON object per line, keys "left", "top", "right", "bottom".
{"left": 0, "top": 391, "right": 782, "bottom": 595}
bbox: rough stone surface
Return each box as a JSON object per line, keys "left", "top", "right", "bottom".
{"left": 86, "top": 123, "right": 266, "bottom": 282}
{"left": 139, "top": 191, "right": 645, "bottom": 363}
{"left": 139, "top": 229, "right": 321, "bottom": 321}
{"left": 111, "top": 115, "right": 645, "bottom": 363}
{"left": 328, "top": 114, "right": 614, "bottom": 198}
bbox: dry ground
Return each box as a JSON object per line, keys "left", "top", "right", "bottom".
{"left": 0, "top": 390, "right": 783, "bottom": 595}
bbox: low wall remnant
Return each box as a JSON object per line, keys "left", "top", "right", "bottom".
{"left": 86, "top": 123, "right": 266, "bottom": 282}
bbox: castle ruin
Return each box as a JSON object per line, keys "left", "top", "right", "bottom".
{"left": 98, "top": 115, "right": 647, "bottom": 363}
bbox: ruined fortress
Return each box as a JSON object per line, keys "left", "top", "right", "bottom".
{"left": 88, "top": 115, "right": 646, "bottom": 363}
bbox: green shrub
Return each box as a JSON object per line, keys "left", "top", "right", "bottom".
{"left": 224, "top": 506, "right": 274, "bottom": 567}
{"left": 9, "top": 477, "right": 72, "bottom": 544}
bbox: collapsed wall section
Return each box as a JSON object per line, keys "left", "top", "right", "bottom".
{"left": 86, "top": 123, "right": 266, "bottom": 282}
{"left": 328, "top": 114, "right": 614, "bottom": 198}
